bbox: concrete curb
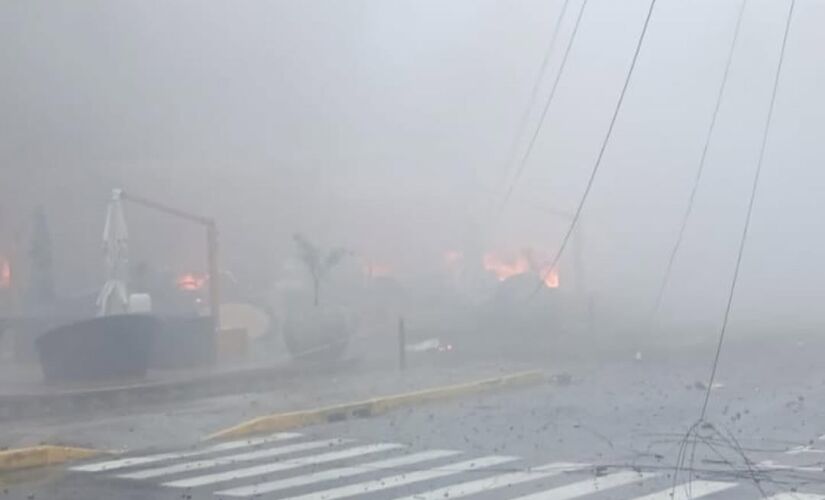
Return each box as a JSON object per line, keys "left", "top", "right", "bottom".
{"left": 206, "top": 370, "right": 544, "bottom": 441}
{"left": 0, "top": 360, "right": 357, "bottom": 422}
{"left": 0, "top": 446, "right": 106, "bottom": 472}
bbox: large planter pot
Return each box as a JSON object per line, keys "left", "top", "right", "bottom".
{"left": 12, "top": 316, "right": 83, "bottom": 363}
{"left": 283, "top": 307, "right": 351, "bottom": 363}
{"left": 150, "top": 316, "right": 216, "bottom": 369}
{"left": 36, "top": 314, "right": 159, "bottom": 383}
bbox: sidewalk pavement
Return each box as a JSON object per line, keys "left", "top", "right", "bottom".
{"left": 0, "top": 355, "right": 298, "bottom": 421}
{"left": 1, "top": 353, "right": 537, "bottom": 453}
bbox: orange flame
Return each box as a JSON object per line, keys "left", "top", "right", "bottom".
{"left": 0, "top": 257, "right": 10, "bottom": 289}
{"left": 363, "top": 262, "right": 392, "bottom": 278}
{"left": 443, "top": 250, "right": 464, "bottom": 266}
{"left": 542, "top": 268, "right": 559, "bottom": 288}
{"left": 177, "top": 273, "right": 207, "bottom": 291}
{"left": 483, "top": 252, "right": 530, "bottom": 282}
{"left": 482, "top": 251, "right": 559, "bottom": 289}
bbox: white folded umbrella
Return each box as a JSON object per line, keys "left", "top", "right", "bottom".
{"left": 96, "top": 189, "right": 130, "bottom": 316}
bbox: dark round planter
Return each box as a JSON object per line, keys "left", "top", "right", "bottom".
{"left": 36, "top": 314, "right": 159, "bottom": 383}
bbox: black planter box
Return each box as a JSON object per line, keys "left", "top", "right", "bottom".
{"left": 36, "top": 314, "right": 159, "bottom": 383}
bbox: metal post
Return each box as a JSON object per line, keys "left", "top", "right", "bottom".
{"left": 573, "top": 216, "right": 585, "bottom": 296}
{"left": 587, "top": 295, "right": 595, "bottom": 336}
{"left": 398, "top": 316, "right": 406, "bottom": 371}
{"left": 207, "top": 223, "right": 221, "bottom": 339}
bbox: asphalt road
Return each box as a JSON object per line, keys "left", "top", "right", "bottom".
{"left": 4, "top": 332, "right": 825, "bottom": 500}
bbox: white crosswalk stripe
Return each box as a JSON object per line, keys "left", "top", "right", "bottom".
{"left": 69, "top": 432, "right": 302, "bottom": 472}
{"left": 765, "top": 495, "right": 825, "bottom": 500}
{"left": 509, "top": 471, "right": 658, "bottom": 500}
{"left": 390, "top": 462, "right": 586, "bottom": 500}
{"left": 216, "top": 449, "right": 462, "bottom": 497}
{"left": 759, "top": 460, "right": 825, "bottom": 473}
{"left": 163, "top": 442, "right": 406, "bottom": 488}
{"left": 279, "top": 455, "right": 519, "bottom": 500}
{"left": 119, "top": 437, "right": 348, "bottom": 480}
{"left": 786, "top": 446, "right": 825, "bottom": 455}
{"left": 68, "top": 432, "right": 825, "bottom": 500}
{"left": 629, "top": 480, "right": 736, "bottom": 500}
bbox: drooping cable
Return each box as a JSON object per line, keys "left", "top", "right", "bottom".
{"left": 498, "top": 0, "right": 571, "bottom": 186}
{"left": 698, "top": 0, "right": 796, "bottom": 421}
{"left": 646, "top": 0, "right": 748, "bottom": 333}
{"left": 498, "top": 0, "right": 588, "bottom": 214}
{"left": 533, "top": 0, "right": 659, "bottom": 295}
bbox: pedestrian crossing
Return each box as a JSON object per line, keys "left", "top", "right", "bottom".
{"left": 281, "top": 455, "right": 520, "bottom": 500}
{"left": 627, "top": 481, "right": 736, "bottom": 500}
{"left": 389, "top": 462, "right": 588, "bottom": 500}
{"left": 70, "top": 432, "right": 303, "bottom": 472}
{"left": 756, "top": 437, "right": 825, "bottom": 475}
{"left": 163, "top": 442, "right": 404, "bottom": 488}
{"left": 217, "top": 450, "right": 462, "bottom": 497}
{"left": 509, "top": 471, "right": 660, "bottom": 500}
{"left": 120, "top": 437, "right": 350, "bottom": 480}
{"left": 69, "top": 431, "right": 825, "bottom": 499}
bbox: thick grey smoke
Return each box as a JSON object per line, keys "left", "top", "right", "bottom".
{"left": 2, "top": 0, "right": 825, "bottom": 338}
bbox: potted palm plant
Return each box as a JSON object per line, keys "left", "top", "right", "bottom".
{"left": 282, "top": 234, "right": 353, "bottom": 362}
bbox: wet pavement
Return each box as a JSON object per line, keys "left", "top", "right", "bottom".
{"left": 3, "top": 331, "right": 825, "bottom": 499}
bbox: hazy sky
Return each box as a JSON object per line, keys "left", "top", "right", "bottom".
{"left": 2, "top": 0, "right": 824, "bottom": 333}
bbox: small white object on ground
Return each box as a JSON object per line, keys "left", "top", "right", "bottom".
{"left": 128, "top": 293, "right": 152, "bottom": 314}
{"left": 406, "top": 338, "right": 441, "bottom": 353}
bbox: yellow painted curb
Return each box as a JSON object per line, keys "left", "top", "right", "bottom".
{"left": 207, "top": 370, "right": 543, "bottom": 441}
{"left": 0, "top": 446, "right": 106, "bottom": 472}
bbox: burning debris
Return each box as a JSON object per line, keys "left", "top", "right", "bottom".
{"left": 362, "top": 261, "right": 392, "bottom": 279}
{"left": 482, "top": 249, "right": 559, "bottom": 288}
{"left": 176, "top": 273, "right": 207, "bottom": 292}
{"left": 0, "top": 256, "right": 10, "bottom": 290}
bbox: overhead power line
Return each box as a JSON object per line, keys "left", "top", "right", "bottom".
{"left": 673, "top": 4, "right": 796, "bottom": 489}
{"left": 498, "top": 0, "right": 588, "bottom": 215}
{"left": 534, "top": 0, "right": 659, "bottom": 295}
{"left": 699, "top": 0, "right": 796, "bottom": 421}
{"left": 498, "top": 0, "right": 571, "bottom": 185}
{"left": 646, "top": 0, "right": 748, "bottom": 333}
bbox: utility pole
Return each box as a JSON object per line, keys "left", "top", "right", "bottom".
{"left": 206, "top": 221, "right": 220, "bottom": 334}
{"left": 398, "top": 316, "right": 407, "bottom": 371}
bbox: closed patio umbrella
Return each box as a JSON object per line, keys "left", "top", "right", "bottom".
{"left": 96, "top": 189, "right": 129, "bottom": 316}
